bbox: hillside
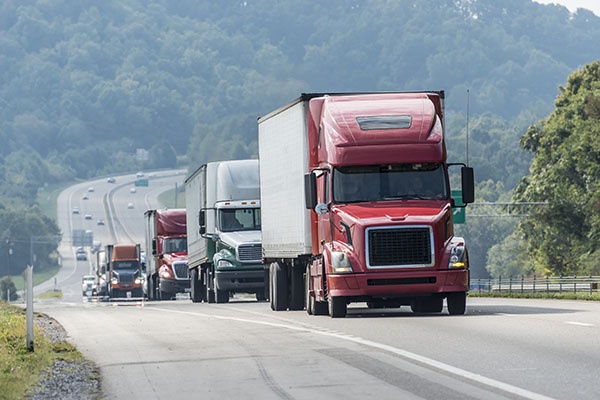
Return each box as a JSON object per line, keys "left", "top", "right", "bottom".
{"left": 1, "top": 0, "right": 599, "bottom": 278}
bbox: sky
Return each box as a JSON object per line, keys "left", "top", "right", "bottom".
{"left": 534, "top": 0, "right": 600, "bottom": 16}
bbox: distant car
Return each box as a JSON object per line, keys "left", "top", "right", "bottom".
{"left": 107, "top": 177, "right": 116, "bottom": 183}
{"left": 82, "top": 194, "right": 89, "bottom": 200}
{"left": 84, "top": 214, "right": 92, "bottom": 220}
{"left": 88, "top": 187, "right": 95, "bottom": 192}
{"left": 127, "top": 202, "right": 134, "bottom": 209}
{"left": 130, "top": 187, "right": 137, "bottom": 193}
{"left": 76, "top": 247, "right": 87, "bottom": 261}
{"left": 72, "top": 207, "right": 80, "bottom": 214}
{"left": 136, "top": 171, "right": 144, "bottom": 178}
{"left": 97, "top": 219, "right": 104, "bottom": 226}
{"left": 82, "top": 275, "right": 97, "bottom": 296}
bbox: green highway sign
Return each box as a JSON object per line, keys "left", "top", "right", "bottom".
{"left": 452, "top": 190, "right": 465, "bottom": 224}
{"left": 135, "top": 178, "right": 149, "bottom": 187}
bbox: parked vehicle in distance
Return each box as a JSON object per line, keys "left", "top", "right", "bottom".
{"left": 127, "top": 203, "right": 134, "bottom": 209}
{"left": 107, "top": 177, "right": 116, "bottom": 183}
{"left": 76, "top": 247, "right": 87, "bottom": 261}
{"left": 257, "top": 92, "right": 474, "bottom": 318}
{"left": 145, "top": 209, "right": 189, "bottom": 300}
{"left": 82, "top": 275, "right": 96, "bottom": 296}
{"left": 88, "top": 187, "right": 95, "bottom": 192}
{"left": 130, "top": 187, "right": 137, "bottom": 193}
{"left": 97, "top": 219, "right": 104, "bottom": 226}
{"left": 72, "top": 207, "right": 80, "bottom": 214}
{"left": 82, "top": 194, "right": 89, "bottom": 200}
{"left": 84, "top": 214, "right": 92, "bottom": 220}
{"left": 186, "top": 159, "right": 266, "bottom": 303}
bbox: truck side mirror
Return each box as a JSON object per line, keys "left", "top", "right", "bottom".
{"left": 199, "top": 210, "right": 206, "bottom": 235}
{"left": 304, "top": 173, "right": 317, "bottom": 210}
{"left": 461, "top": 166, "right": 475, "bottom": 204}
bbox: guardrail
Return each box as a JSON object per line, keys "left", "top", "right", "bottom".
{"left": 470, "top": 276, "right": 600, "bottom": 295}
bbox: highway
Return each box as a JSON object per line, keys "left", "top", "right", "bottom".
{"left": 32, "top": 173, "right": 600, "bottom": 400}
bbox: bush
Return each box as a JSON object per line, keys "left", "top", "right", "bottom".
{"left": 0, "top": 278, "right": 18, "bottom": 301}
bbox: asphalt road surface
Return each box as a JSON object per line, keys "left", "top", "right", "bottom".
{"left": 31, "top": 172, "right": 600, "bottom": 400}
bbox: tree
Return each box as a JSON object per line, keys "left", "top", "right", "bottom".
{"left": 514, "top": 61, "right": 600, "bottom": 275}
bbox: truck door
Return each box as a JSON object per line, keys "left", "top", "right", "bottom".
{"left": 316, "top": 171, "right": 332, "bottom": 253}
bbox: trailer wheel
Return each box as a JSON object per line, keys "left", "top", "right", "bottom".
{"left": 447, "top": 292, "right": 466, "bottom": 315}
{"left": 270, "top": 261, "right": 288, "bottom": 311}
{"left": 190, "top": 268, "right": 202, "bottom": 303}
{"left": 328, "top": 296, "right": 347, "bottom": 318}
{"left": 289, "top": 265, "right": 305, "bottom": 311}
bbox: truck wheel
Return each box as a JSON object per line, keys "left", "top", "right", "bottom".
{"left": 205, "top": 269, "right": 215, "bottom": 303}
{"left": 190, "top": 268, "right": 202, "bottom": 303}
{"left": 328, "top": 296, "right": 347, "bottom": 318}
{"left": 289, "top": 265, "right": 305, "bottom": 311}
{"left": 255, "top": 291, "right": 266, "bottom": 302}
{"left": 147, "top": 275, "right": 155, "bottom": 300}
{"left": 411, "top": 297, "right": 443, "bottom": 313}
{"left": 447, "top": 292, "right": 467, "bottom": 315}
{"left": 270, "top": 262, "right": 289, "bottom": 311}
{"left": 216, "top": 289, "right": 229, "bottom": 303}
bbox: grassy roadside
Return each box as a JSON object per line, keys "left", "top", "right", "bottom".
{"left": 469, "top": 291, "right": 600, "bottom": 301}
{"left": 0, "top": 302, "right": 83, "bottom": 399}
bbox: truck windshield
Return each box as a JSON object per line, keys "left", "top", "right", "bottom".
{"left": 113, "top": 261, "right": 139, "bottom": 270}
{"left": 219, "top": 208, "right": 261, "bottom": 232}
{"left": 332, "top": 163, "right": 448, "bottom": 203}
{"left": 164, "top": 237, "right": 187, "bottom": 253}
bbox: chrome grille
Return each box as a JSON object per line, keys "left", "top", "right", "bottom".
{"left": 173, "top": 262, "right": 189, "bottom": 280}
{"left": 117, "top": 273, "right": 134, "bottom": 284}
{"left": 366, "top": 226, "right": 433, "bottom": 268}
{"left": 238, "top": 244, "right": 262, "bottom": 262}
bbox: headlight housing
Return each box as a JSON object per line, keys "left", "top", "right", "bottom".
{"left": 330, "top": 251, "right": 353, "bottom": 273}
{"left": 217, "top": 259, "right": 234, "bottom": 268}
{"left": 448, "top": 241, "right": 467, "bottom": 269}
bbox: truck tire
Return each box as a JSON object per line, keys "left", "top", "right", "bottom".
{"left": 205, "top": 269, "right": 215, "bottom": 304}
{"left": 270, "top": 261, "right": 288, "bottom": 311}
{"left": 147, "top": 276, "right": 154, "bottom": 300}
{"left": 289, "top": 265, "right": 305, "bottom": 310}
{"left": 411, "top": 297, "right": 443, "bottom": 313}
{"left": 305, "top": 265, "right": 313, "bottom": 315}
{"left": 447, "top": 292, "right": 467, "bottom": 315}
{"left": 328, "top": 296, "right": 347, "bottom": 318}
{"left": 216, "top": 288, "right": 229, "bottom": 303}
{"left": 190, "top": 268, "right": 202, "bottom": 303}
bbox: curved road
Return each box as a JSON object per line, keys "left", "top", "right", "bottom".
{"left": 31, "top": 173, "right": 600, "bottom": 400}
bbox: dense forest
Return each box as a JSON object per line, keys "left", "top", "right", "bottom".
{"left": 1, "top": 0, "right": 600, "bottom": 281}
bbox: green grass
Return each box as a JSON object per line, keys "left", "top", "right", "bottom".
{"left": 35, "top": 290, "right": 63, "bottom": 299}
{"left": 158, "top": 187, "right": 185, "bottom": 209}
{"left": 6, "top": 265, "right": 61, "bottom": 293}
{"left": 469, "top": 291, "right": 600, "bottom": 301}
{"left": 0, "top": 302, "right": 84, "bottom": 399}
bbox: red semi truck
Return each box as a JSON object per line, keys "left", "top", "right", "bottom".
{"left": 258, "top": 92, "right": 474, "bottom": 317}
{"left": 144, "top": 209, "right": 189, "bottom": 300}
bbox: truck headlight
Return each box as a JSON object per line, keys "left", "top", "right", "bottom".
{"left": 217, "top": 259, "right": 234, "bottom": 268}
{"left": 134, "top": 277, "right": 143, "bottom": 285}
{"left": 111, "top": 277, "right": 118, "bottom": 285}
{"left": 330, "top": 251, "right": 353, "bottom": 273}
{"left": 448, "top": 242, "right": 467, "bottom": 269}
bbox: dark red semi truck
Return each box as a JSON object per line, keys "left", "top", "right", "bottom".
{"left": 258, "top": 92, "right": 474, "bottom": 317}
